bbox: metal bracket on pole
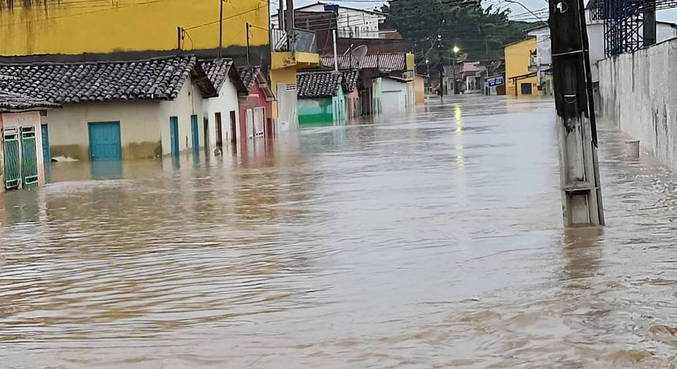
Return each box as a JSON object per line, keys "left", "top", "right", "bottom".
{"left": 550, "top": 0, "right": 605, "bottom": 226}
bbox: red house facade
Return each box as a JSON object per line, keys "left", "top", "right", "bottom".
{"left": 237, "top": 67, "right": 275, "bottom": 150}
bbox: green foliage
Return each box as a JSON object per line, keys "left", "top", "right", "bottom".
{"left": 383, "top": 0, "right": 536, "bottom": 65}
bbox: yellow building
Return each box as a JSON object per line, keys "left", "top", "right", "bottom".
{"left": 269, "top": 29, "right": 320, "bottom": 128}
{"left": 504, "top": 37, "right": 538, "bottom": 97}
{"left": 0, "top": 0, "right": 269, "bottom": 58}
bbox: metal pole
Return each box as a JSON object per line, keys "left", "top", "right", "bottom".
{"left": 332, "top": 29, "right": 339, "bottom": 71}
{"left": 177, "top": 26, "right": 182, "bottom": 50}
{"left": 285, "top": 0, "right": 294, "bottom": 50}
{"left": 246, "top": 23, "right": 251, "bottom": 65}
{"left": 278, "top": 0, "right": 285, "bottom": 30}
{"left": 643, "top": 2, "right": 656, "bottom": 47}
{"left": 218, "top": 0, "right": 223, "bottom": 58}
{"left": 437, "top": 35, "right": 443, "bottom": 103}
{"left": 549, "top": 0, "right": 604, "bottom": 226}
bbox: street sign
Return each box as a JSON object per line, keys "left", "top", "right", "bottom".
{"left": 487, "top": 76, "right": 504, "bottom": 87}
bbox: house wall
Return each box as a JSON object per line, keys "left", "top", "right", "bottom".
{"left": 46, "top": 81, "right": 203, "bottom": 161}
{"left": 203, "top": 81, "right": 240, "bottom": 150}
{"left": 599, "top": 39, "right": 677, "bottom": 170}
{"left": 414, "top": 76, "right": 425, "bottom": 104}
{"left": 47, "top": 101, "right": 162, "bottom": 160}
{"left": 372, "top": 77, "right": 383, "bottom": 116}
{"left": 346, "top": 90, "right": 360, "bottom": 119}
{"left": 0, "top": 0, "right": 269, "bottom": 56}
{"left": 1, "top": 111, "right": 45, "bottom": 186}
{"left": 381, "top": 78, "right": 407, "bottom": 114}
{"left": 505, "top": 38, "right": 538, "bottom": 96}
{"left": 160, "top": 81, "right": 204, "bottom": 156}
{"left": 0, "top": 114, "right": 3, "bottom": 192}
{"left": 332, "top": 88, "right": 346, "bottom": 123}
{"left": 299, "top": 97, "right": 334, "bottom": 125}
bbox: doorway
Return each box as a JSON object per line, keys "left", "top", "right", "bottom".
{"left": 88, "top": 121, "right": 122, "bottom": 161}
{"left": 521, "top": 83, "right": 533, "bottom": 95}
{"left": 215, "top": 112, "right": 223, "bottom": 148}
{"left": 169, "top": 116, "right": 179, "bottom": 156}
{"left": 230, "top": 110, "right": 237, "bottom": 144}
{"left": 203, "top": 117, "right": 209, "bottom": 153}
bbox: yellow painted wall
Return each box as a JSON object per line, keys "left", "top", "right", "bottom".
{"left": 504, "top": 37, "right": 538, "bottom": 97}
{"left": 414, "top": 76, "right": 425, "bottom": 104}
{"left": 0, "top": 0, "right": 269, "bottom": 56}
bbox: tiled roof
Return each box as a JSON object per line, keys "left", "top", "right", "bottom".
{"left": 320, "top": 53, "right": 407, "bottom": 72}
{"left": 239, "top": 66, "right": 261, "bottom": 90}
{"left": 0, "top": 56, "right": 212, "bottom": 104}
{"left": 200, "top": 58, "right": 233, "bottom": 91}
{"left": 297, "top": 71, "right": 343, "bottom": 98}
{"left": 341, "top": 70, "right": 359, "bottom": 92}
{"left": 0, "top": 91, "right": 60, "bottom": 113}
{"left": 200, "top": 58, "right": 248, "bottom": 95}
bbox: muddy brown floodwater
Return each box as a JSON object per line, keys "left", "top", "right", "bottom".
{"left": 0, "top": 96, "right": 676, "bottom": 369}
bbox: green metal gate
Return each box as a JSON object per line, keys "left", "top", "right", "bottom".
{"left": 3, "top": 126, "right": 40, "bottom": 190}
{"left": 21, "top": 127, "right": 38, "bottom": 186}
{"left": 3, "top": 128, "right": 21, "bottom": 190}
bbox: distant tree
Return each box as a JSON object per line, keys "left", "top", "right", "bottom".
{"left": 382, "top": 0, "right": 536, "bottom": 75}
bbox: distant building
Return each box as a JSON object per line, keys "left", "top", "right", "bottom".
{"left": 526, "top": 13, "right": 676, "bottom": 96}
{"left": 272, "top": 2, "right": 387, "bottom": 39}
{"left": 296, "top": 70, "right": 359, "bottom": 125}
{"left": 0, "top": 91, "right": 59, "bottom": 191}
{"left": 504, "top": 37, "right": 538, "bottom": 97}
{"left": 320, "top": 52, "right": 415, "bottom": 116}
{"left": 237, "top": 66, "right": 276, "bottom": 147}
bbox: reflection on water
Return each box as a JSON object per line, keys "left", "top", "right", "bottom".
{"left": 1, "top": 96, "right": 676, "bottom": 368}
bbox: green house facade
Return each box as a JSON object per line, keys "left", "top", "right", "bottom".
{"left": 297, "top": 70, "right": 358, "bottom": 126}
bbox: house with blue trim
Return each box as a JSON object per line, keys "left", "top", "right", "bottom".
{"left": 0, "top": 55, "right": 245, "bottom": 163}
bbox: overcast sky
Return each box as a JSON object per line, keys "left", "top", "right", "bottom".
{"left": 271, "top": 0, "right": 677, "bottom": 23}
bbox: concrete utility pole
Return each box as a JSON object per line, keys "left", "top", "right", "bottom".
{"left": 549, "top": 0, "right": 605, "bottom": 226}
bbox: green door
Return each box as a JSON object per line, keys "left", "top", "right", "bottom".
{"left": 3, "top": 128, "right": 21, "bottom": 189}
{"left": 170, "top": 116, "right": 179, "bottom": 156}
{"left": 41, "top": 124, "right": 50, "bottom": 163}
{"left": 88, "top": 122, "right": 121, "bottom": 161}
{"left": 190, "top": 115, "right": 199, "bottom": 153}
{"left": 20, "top": 127, "right": 39, "bottom": 186}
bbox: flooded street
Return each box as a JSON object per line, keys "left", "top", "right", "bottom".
{"left": 1, "top": 96, "right": 675, "bottom": 368}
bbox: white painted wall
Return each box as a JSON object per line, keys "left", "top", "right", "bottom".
{"left": 599, "top": 39, "right": 677, "bottom": 169}
{"left": 203, "top": 80, "right": 240, "bottom": 149}
{"left": 381, "top": 78, "right": 407, "bottom": 114}
{"left": 159, "top": 81, "right": 204, "bottom": 156}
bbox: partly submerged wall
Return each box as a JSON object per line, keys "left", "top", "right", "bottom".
{"left": 599, "top": 38, "right": 677, "bottom": 169}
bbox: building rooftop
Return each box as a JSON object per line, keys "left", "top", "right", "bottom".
{"left": 0, "top": 55, "right": 217, "bottom": 104}
{"left": 320, "top": 53, "right": 407, "bottom": 72}
{"left": 200, "top": 58, "right": 248, "bottom": 95}
{"left": 0, "top": 91, "right": 60, "bottom": 113}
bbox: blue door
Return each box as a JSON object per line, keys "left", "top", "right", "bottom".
{"left": 170, "top": 116, "right": 179, "bottom": 156}
{"left": 88, "top": 122, "right": 121, "bottom": 161}
{"left": 190, "top": 115, "right": 199, "bottom": 152}
{"left": 41, "top": 124, "right": 50, "bottom": 163}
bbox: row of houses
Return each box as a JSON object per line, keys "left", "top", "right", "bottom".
{"left": 0, "top": 1, "right": 423, "bottom": 192}
{"left": 0, "top": 56, "right": 275, "bottom": 191}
